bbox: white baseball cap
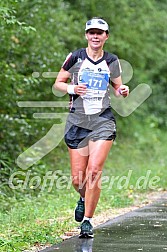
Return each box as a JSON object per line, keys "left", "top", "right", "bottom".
{"left": 85, "top": 18, "right": 109, "bottom": 32}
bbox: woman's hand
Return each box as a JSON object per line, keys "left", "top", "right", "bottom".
{"left": 74, "top": 84, "right": 87, "bottom": 96}
{"left": 118, "top": 85, "right": 129, "bottom": 97}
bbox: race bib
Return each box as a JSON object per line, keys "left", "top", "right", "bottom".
{"left": 79, "top": 71, "right": 109, "bottom": 91}
{"left": 79, "top": 71, "right": 109, "bottom": 114}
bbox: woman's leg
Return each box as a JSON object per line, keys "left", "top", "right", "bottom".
{"left": 84, "top": 140, "right": 113, "bottom": 217}
{"left": 68, "top": 146, "right": 89, "bottom": 198}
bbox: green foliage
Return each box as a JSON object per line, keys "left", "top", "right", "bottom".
{"left": 0, "top": 0, "right": 166, "bottom": 160}
{"left": 0, "top": 1, "right": 167, "bottom": 250}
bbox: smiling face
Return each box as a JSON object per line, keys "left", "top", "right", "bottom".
{"left": 85, "top": 29, "right": 109, "bottom": 50}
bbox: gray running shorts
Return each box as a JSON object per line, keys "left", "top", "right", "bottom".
{"left": 64, "top": 108, "right": 116, "bottom": 149}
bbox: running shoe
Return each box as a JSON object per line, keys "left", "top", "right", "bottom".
{"left": 75, "top": 197, "right": 85, "bottom": 222}
{"left": 79, "top": 220, "right": 94, "bottom": 238}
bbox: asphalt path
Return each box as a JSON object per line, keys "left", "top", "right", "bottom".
{"left": 40, "top": 193, "right": 167, "bottom": 252}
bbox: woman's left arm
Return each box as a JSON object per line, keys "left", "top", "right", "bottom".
{"left": 111, "top": 76, "right": 129, "bottom": 97}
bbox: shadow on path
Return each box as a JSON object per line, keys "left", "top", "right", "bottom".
{"left": 40, "top": 193, "right": 167, "bottom": 252}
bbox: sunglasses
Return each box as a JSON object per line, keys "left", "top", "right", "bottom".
{"left": 87, "top": 30, "right": 105, "bottom": 35}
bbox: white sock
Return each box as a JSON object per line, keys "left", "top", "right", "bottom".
{"left": 81, "top": 197, "right": 85, "bottom": 202}
{"left": 83, "top": 216, "right": 92, "bottom": 222}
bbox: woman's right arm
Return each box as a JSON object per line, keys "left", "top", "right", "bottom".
{"left": 54, "top": 68, "right": 87, "bottom": 96}
{"left": 54, "top": 68, "right": 71, "bottom": 94}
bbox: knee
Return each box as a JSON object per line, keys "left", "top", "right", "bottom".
{"left": 71, "top": 172, "right": 86, "bottom": 188}
{"left": 72, "top": 176, "right": 79, "bottom": 188}
{"left": 87, "top": 164, "right": 102, "bottom": 182}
